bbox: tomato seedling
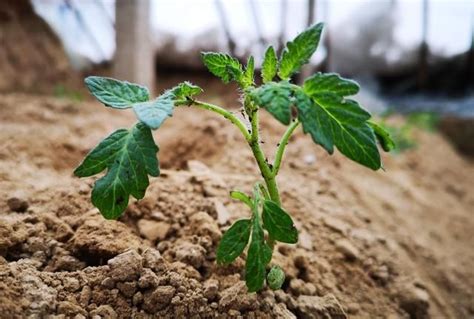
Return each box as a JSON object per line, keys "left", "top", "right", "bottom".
{"left": 75, "top": 23, "right": 393, "bottom": 292}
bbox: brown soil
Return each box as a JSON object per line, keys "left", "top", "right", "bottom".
{"left": 0, "top": 89, "right": 473, "bottom": 318}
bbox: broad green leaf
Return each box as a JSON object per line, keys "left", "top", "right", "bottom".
{"left": 133, "top": 82, "right": 202, "bottom": 130}
{"left": 245, "top": 189, "right": 272, "bottom": 292}
{"left": 74, "top": 122, "right": 159, "bottom": 219}
{"left": 262, "top": 46, "right": 277, "bottom": 83}
{"left": 303, "top": 72, "right": 359, "bottom": 97}
{"left": 84, "top": 76, "right": 149, "bottom": 109}
{"left": 267, "top": 265, "right": 285, "bottom": 290}
{"left": 250, "top": 82, "right": 293, "bottom": 125}
{"left": 216, "top": 219, "right": 251, "bottom": 265}
{"left": 278, "top": 23, "right": 324, "bottom": 80}
{"left": 246, "top": 216, "right": 272, "bottom": 292}
{"left": 230, "top": 190, "right": 253, "bottom": 209}
{"left": 242, "top": 56, "right": 255, "bottom": 88}
{"left": 296, "top": 73, "right": 382, "bottom": 170}
{"left": 201, "top": 52, "right": 243, "bottom": 84}
{"left": 368, "top": 121, "right": 395, "bottom": 152}
{"left": 262, "top": 200, "right": 298, "bottom": 244}
{"left": 133, "top": 91, "right": 174, "bottom": 130}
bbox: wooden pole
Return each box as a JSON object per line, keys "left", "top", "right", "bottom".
{"left": 277, "top": 0, "right": 288, "bottom": 54}
{"left": 418, "top": 0, "right": 429, "bottom": 90}
{"left": 114, "top": 0, "right": 154, "bottom": 93}
{"left": 214, "top": 0, "right": 237, "bottom": 56}
{"left": 299, "top": 0, "right": 317, "bottom": 82}
{"left": 307, "top": 0, "right": 315, "bottom": 27}
{"left": 248, "top": 0, "right": 266, "bottom": 53}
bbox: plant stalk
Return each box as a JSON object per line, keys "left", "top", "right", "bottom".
{"left": 249, "top": 110, "right": 281, "bottom": 206}
{"left": 273, "top": 119, "right": 300, "bottom": 176}
{"left": 191, "top": 100, "right": 251, "bottom": 142}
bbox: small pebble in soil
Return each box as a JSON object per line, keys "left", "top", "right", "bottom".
{"left": 137, "top": 219, "right": 171, "bottom": 242}
{"left": 7, "top": 196, "right": 29, "bottom": 212}
{"left": 335, "top": 239, "right": 360, "bottom": 261}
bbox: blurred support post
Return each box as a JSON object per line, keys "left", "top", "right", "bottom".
{"left": 248, "top": 0, "right": 266, "bottom": 52}
{"left": 298, "top": 0, "right": 317, "bottom": 83}
{"left": 418, "top": 0, "right": 429, "bottom": 90}
{"left": 467, "top": 17, "right": 474, "bottom": 88}
{"left": 215, "top": 0, "right": 236, "bottom": 56}
{"left": 306, "top": 0, "right": 315, "bottom": 27}
{"left": 320, "top": 0, "right": 331, "bottom": 72}
{"left": 277, "top": 0, "right": 287, "bottom": 54}
{"left": 114, "top": 0, "right": 154, "bottom": 93}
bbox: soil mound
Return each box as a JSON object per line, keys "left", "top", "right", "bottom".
{"left": 0, "top": 92, "right": 473, "bottom": 318}
{"left": 0, "top": 0, "right": 74, "bottom": 93}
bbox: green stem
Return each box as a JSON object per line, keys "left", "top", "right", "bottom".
{"left": 248, "top": 110, "right": 281, "bottom": 205}
{"left": 191, "top": 100, "right": 251, "bottom": 142}
{"left": 272, "top": 119, "right": 300, "bottom": 176}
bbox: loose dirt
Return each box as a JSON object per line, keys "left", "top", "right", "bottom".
{"left": 0, "top": 89, "right": 473, "bottom": 318}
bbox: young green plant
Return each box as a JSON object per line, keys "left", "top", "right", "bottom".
{"left": 75, "top": 23, "right": 394, "bottom": 292}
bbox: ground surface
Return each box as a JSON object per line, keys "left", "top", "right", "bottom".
{"left": 0, "top": 87, "right": 473, "bottom": 318}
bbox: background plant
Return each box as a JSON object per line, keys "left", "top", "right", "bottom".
{"left": 75, "top": 23, "right": 393, "bottom": 292}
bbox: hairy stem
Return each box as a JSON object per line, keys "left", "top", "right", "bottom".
{"left": 248, "top": 110, "right": 281, "bottom": 205}
{"left": 272, "top": 119, "right": 300, "bottom": 176}
{"left": 191, "top": 100, "right": 251, "bottom": 142}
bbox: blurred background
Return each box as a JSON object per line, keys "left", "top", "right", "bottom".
{"left": 1, "top": 0, "right": 473, "bottom": 155}
{"left": 1, "top": 3, "right": 474, "bottom": 317}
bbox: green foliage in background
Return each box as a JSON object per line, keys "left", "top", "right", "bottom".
{"left": 75, "top": 23, "right": 393, "bottom": 292}
{"left": 377, "top": 111, "right": 439, "bottom": 153}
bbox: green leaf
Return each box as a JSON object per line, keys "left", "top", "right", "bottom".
{"left": 74, "top": 122, "right": 159, "bottom": 219}
{"left": 250, "top": 82, "right": 293, "bottom": 125}
{"left": 84, "top": 76, "right": 149, "bottom": 109}
{"left": 201, "top": 52, "right": 243, "bottom": 84}
{"left": 278, "top": 23, "right": 324, "bottom": 80}
{"left": 246, "top": 216, "right": 272, "bottom": 292}
{"left": 262, "top": 200, "right": 298, "bottom": 244}
{"left": 296, "top": 73, "right": 382, "bottom": 170}
{"left": 262, "top": 46, "right": 278, "bottom": 83}
{"left": 267, "top": 265, "right": 285, "bottom": 290}
{"left": 216, "top": 219, "right": 252, "bottom": 265}
{"left": 242, "top": 56, "right": 255, "bottom": 88}
{"left": 133, "top": 82, "right": 202, "bottom": 130}
{"left": 230, "top": 190, "right": 253, "bottom": 209}
{"left": 133, "top": 91, "right": 174, "bottom": 130}
{"left": 172, "top": 81, "right": 203, "bottom": 101}
{"left": 368, "top": 121, "right": 395, "bottom": 152}
{"left": 303, "top": 72, "right": 359, "bottom": 96}
{"left": 245, "top": 190, "right": 272, "bottom": 292}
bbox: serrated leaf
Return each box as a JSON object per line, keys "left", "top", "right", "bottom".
{"left": 303, "top": 72, "right": 359, "bottom": 96}
{"left": 250, "top": 82, "right": 293, "bottom": 125}
{"left": 368, "top": 121, "right": 395, "bottom": 152}
{"left": 242, "top": 55, "right": 255, "bottom": 88}
{"left": 262, "top": 46, "right": 277, "bottom": 83}
{"left": 216, "top": 219, "right": 251, "bottom": 265}
{"left": 296, "top": 73, "right": 381, "bottom": 170}
{"left": 246, "top": 217, "right": 272, "bottom": 292}
{"left": 245, "top": 190, "right": 272, "bottom": 292}
{"left": 84, "top": 76, "right": 149, "bottom": 109}
{"left": 74, "top": 122, "right": 159, "bottom": 219}
{"left": 133, "top": 82, "right": 202, "bottom": 130}
{"left": 201, "top": 52, "right": 243, "bottom": 84}
{"left": 262, "top": 200, "right": 298, "bottom": 244}
{"left": 133, "top": 91, "right": 174, "bottom": 130}
{"left": 278, "top": 23, "right": 324, "bottom": 80}
{"left": 172, "top": 81, "right": 203, "bottom": 101}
